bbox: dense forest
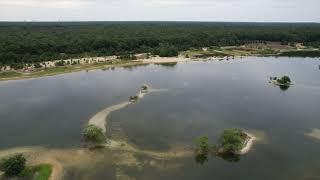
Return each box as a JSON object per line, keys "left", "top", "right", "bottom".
{"left": 1, "top": 22, "right": 320, "bottom": 67}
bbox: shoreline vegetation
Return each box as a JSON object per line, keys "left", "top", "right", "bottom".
{"left": 195, "top": 129, "right": 256, "bottom": 164}
{"left": 1, "top": 22, "right": 320, "bottom": 81}
{"left": 0, "top": 44, "right": 319, "bottom": 81}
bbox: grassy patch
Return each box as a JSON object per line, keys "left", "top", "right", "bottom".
{"left": 19, "top": 164, "right": 52, "bottom": 180}
{"left": 0, "top": 71, "right": 22, "bottom": 78}
{"left": 279, "top": 50, "right": 320, "bottom": 57}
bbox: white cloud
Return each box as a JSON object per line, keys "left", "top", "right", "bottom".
{"left": 0, "top": 0, "right": 91, "bottom": 8}
{"left": 0, "top": 0, "right": 319, "bottom": 22}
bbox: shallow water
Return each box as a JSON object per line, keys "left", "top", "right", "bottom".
{"left": 1, "top": 57, "right": 320, "bottom": 179}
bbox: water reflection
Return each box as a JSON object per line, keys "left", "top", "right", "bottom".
{"left": 194, "top": 149, "right": 241, "bottom": 164}
{"left": 195, "top": 152, "right": 209, "bottom": 165}
{"left": 279, "top": 84, "right": 290, "bottom": 91}
{"left": 121, "top": 64, "right": 149, "bottom": 70}
{"left": 155, "top": 62, "right": 178, "bottom": 67}
{"left": 217, "top": 152, "right": 240, "bottom": 163}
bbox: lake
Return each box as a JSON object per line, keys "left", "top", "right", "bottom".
{"left": 1, "top": 57, "right": 320, "bottom": 180}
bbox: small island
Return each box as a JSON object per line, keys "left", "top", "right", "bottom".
{"left": 217, "top": 128, "right": 254, "bottom": 155}
{"left": 83, "top": 124, "right": 106, "bottom": 147}
{"left": 269, "top": 75, "right": 292, "bottom": 86}
{"left": 194, "top": 128, "right": 255, "bottom": 164}
{"left": 140, "top": 84, "right": 149, "bottom": 93}
{"left": 129, "top": 95, "right": 139, "bottom": 102}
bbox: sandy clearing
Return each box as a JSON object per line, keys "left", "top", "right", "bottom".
{"left": 305, "top": 128, "right": 320, "bottom": 140}
{"left": 140, "top": 57, "right": 190, "bottom": 63}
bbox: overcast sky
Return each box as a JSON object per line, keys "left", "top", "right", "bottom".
{"left": 0, "top": 0, "right": 319, "bottom": 22}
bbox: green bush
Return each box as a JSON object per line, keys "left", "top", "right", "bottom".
{"left": 0, "top": 154, "right": 26, "bottom": 176}
{"left": 219, "top": 128, "right": 247, "bottom": 154}
{"left": 194, "top": 136, "right": 210, "bottom": 164}
{"left": 195, "top": 136, "right": 210, "bottom": 155}
{"left": 277, "top": 75, "right": 291, "bottom": 84}
{"left": 83, "top": 125, "right": 106, "bottom": 144}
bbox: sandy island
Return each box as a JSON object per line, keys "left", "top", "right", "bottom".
{"left": 237, "top": 132, "right": 256, "bottom": 155}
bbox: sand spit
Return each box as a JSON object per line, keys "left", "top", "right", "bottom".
{"left": 305, "top": 128, "right": 320, "bottom": 140}
{"left": 237, "top": 133, "right": 256, "bottom": 155}
{"left": 0, "top": 142, "right": 192, "bottom": 180}
{"left": 106, "top": 140, "right": 192, "bottom": 160}
{"left": 88, "top": 85, "right": 167, "bottom": 133}
{"left": 88, "top": 101, "right": 131, "bottom": 133}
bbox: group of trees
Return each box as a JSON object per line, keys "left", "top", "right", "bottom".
{"left": 0, "top": 154, "right": 26, "bottom": 176}
{"left": 83, "top": 124, "right": 106, "bottom": 145}
{"left": 195, "top": 128, "right": 249, "bottom": 164}
{"left": 1, "top": 22, "right": 320, "bottom": 68}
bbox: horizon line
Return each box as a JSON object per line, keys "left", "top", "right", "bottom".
{"left": 0, "top": 20, "right": 319, "bottom": 24}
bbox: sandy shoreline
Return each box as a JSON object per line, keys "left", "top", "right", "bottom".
{"left": 237, "top": 132, "right": 256, "bottom": 155}
{"left": 0, "top": 55, "right": 235, "bottom": 82}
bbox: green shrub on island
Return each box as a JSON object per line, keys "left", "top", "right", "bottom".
{"left": 0, "top": 154, "right": 26, "bottom": 176}
{"left": 129, "top": 95, "right": 139, "bottom": 101}
{"left": 194, "top": 136, "right": 211, "bottom": 164}
{"left": 195, "top": 136, "right": 210, "bottom": 155}
{"left": 83, "top": 124, "right": 106, "bottom": 144}
{"left": 219, "top": 128, "right": 248, "bottom": 154}
{"left": 141, "top": 85, "right": 148, "bottom": 91}
{"left": 276, "top": 76, "right": 291, "bottom": 85}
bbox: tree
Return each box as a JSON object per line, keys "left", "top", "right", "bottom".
{"left": 277, "top": 75, "right": 291, "bottom": 84}
{"left": 194, "top": 136, "right": 210, "bottom": 164}
{"left": 219, "top": 128, "right": 247, "bottom": 154}
{"left": 83, "top": 125, "right": 106, "bottom": 144}
{"left": 0, "top": 154, "right": 26, "bottom": 176}
{"left": 195, "top": 136, "right": 210, "bottom": 155}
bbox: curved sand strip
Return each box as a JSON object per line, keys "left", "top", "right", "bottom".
{"left": 0, "top": 143, "right": 192, "bottom": 180}
{"left": 305, "top": 128, "right": 320, "bottom": 140}
{"left": 88, "top": 86, "right": 167, "bottom": 133}
{"left": 106, "top": 140, "right": 192, "bottom": 160}
{"left": 237, "top": 133, "right": 256, "bottom": 155}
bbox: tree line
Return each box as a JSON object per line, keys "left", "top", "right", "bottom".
{"left": 1, "top": 22, "right": 320, "bottom": 67}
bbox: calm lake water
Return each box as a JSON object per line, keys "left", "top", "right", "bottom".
{"left": 0, "top": 57, "right": 320, "bottom": 179}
